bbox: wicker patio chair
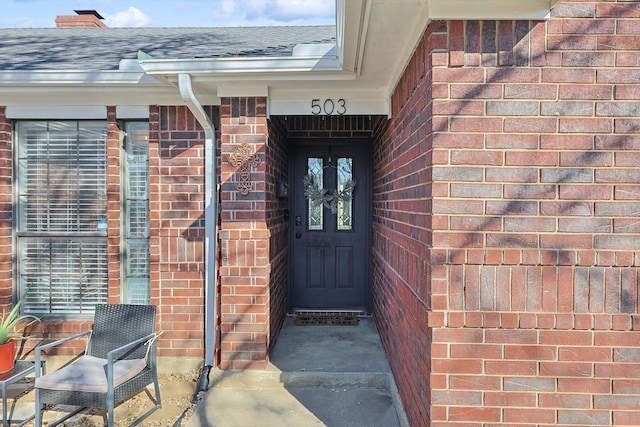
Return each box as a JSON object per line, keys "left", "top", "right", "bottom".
{"left": 33, "top": 304, "right": 162, "bottom": 427}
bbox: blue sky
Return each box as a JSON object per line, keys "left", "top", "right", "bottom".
{"left": 0, "top": 0, "right": 336, "bottom": 28}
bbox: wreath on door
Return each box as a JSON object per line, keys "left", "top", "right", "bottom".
{"left": 303, "top": 174, "right": 356, "bottom": 214}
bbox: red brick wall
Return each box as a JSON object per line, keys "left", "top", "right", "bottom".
{"left": 375, "top": 1, "right": 640, "bottom": 425}
{"left": 372, "top": 22, "right": 436, "bottom": 425}
{"left": 218, "top": 111, "right": 381, "bottom": 368}
{"left": 219, "top": 97, "right": 271, "bottom": 369}
{"left": 55, "top": 14, "right": 107, "bottom": 28}
{"left": 0, "top": 105, "right": 215, "bottom": 359}
{"left": 106, "top": 106, "right": 122, "bottom": 304}
{"left": 285, "top": 115, "right": 383, "bottom": 138}
{"left": 152, "top": 105, "right": 218, "bottom": 358}
{"left": 265, "top": 116, "right": 289, "bottom": 348}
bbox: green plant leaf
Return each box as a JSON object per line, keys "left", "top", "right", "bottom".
{"left": 0, "top": 291, "right": 40, "bottom": 344}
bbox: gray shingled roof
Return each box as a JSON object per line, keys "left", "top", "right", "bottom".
{"left": 0, "top": 26, "right": 336, "bottom": 71}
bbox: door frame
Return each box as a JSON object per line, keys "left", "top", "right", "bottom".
{"left": 287, "top": 138, "right": 372, "bottom": 313}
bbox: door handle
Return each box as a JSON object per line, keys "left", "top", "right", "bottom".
{"left": 295, "top": 216, "right": 302, "bottom": 226}
{"left": 295, "top": 232, "right": 302, "bottom": 239}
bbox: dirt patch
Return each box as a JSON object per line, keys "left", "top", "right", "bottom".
{"left": 18, "top": 369, "right": 204, "bottom": 426}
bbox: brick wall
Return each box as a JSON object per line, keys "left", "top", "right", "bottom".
{"left": 374, "top": 1, "right": 640, "bottom": 425}
{"left": 55, "top": 14, "right": 107, "bottom": 28}
{"left": 106, "top": 106, "right": 122, "bottom": 304}
{"left": 219, "top": 97, "right": 271, "bottom": 369}
{"left": 218, "top": 111, "right": 382, "bottom": 368}
{"left": 0, "top": 105, "right": 215, "bottom": 360}
{"left": 265, "top": 116, "right": 289, "bottom": 348}
{"left": 372, "top": 22, "right": 436, "bottom": 425}
{"left": 285, "top": 115, "right": 383, "bottom": 138}
{"left": 152, "top": 105, "right": 219, "bottom": 359}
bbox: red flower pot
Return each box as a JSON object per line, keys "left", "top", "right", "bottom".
{"left": 0, "top": 341, "right": 16, "bottom": 373}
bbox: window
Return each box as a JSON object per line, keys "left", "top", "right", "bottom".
{"left": 122, "top": 123, "right": 150, "bottom": 304}
{"left": 16, "top": 121, "right": 108, "bottom": 315}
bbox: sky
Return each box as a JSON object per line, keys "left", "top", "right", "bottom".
{"left": 0, "top": 0, "right": 336, "bottom": 28}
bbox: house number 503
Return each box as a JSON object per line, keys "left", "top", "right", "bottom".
{"left": 311, "top": 99, "right": 346, "bottom": 116}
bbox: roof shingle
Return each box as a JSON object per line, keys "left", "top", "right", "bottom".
{"left": 0, "top": 26, "right": 336, "bottom": 71}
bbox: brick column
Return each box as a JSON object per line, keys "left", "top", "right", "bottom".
{"left": 219, "top": 97, "right": 270, "bottom": 369}
{"left": 106, "top": 106, "right": 122, "bottom": 303}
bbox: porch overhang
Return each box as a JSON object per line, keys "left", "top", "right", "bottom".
{"left": 0, "top": 0, "right": 560, "bottom": 117}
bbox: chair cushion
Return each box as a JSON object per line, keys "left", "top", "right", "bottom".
{"left": 35, "top": 355, "right": 147, "bottom": 393}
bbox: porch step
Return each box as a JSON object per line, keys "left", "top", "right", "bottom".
{"left": 188, "top": 381, "right": 401, "bottom": 427}
{"left": 185, "top": 317, "right": 410, "bottom": 427}
{"left": 209, "top": 366, "right": 391, "bottom": 389}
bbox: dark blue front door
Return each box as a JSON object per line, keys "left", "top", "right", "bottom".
{"left": 290, "top": 141, "right": 371, "bottom": 311}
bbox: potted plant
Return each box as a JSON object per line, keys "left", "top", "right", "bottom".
{"left": 0, "top": 292, "right": 39, "bottom": 373}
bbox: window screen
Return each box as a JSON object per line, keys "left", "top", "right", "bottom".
{"left": 16, "top": 121, "right": 108, "bottom": 315}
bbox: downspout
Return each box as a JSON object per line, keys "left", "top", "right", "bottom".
{"left": 178, "top": 73, "right": 217, "bottom": 390}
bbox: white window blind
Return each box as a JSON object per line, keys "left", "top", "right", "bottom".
{"left": 16, "top": 121, "right": 108, "bottom": 315}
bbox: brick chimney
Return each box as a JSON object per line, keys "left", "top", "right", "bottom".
{"left": 55, "top": 10, "right": 106, "bottom": 28}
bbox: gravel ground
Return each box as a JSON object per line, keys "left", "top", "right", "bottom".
{"left": 17, "top": 369, "right": 204, "bottom": 427}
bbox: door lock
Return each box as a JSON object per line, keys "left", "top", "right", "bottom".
{"left": 295, "top": 216, "right": 302, "bottom": 226}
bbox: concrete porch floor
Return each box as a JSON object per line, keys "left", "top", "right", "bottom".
{"left": 185, "top": 315, "right": 409, "bottom": 427}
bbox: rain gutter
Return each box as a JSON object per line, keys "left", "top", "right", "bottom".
{"left": 177, "top": 73, "right": 218, "bottom": 386}
{"left": 139, "top": 55, "right": 346, "bottom": 76}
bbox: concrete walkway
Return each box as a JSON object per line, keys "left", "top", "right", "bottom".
{"left": 185, "top": 316, "right": 408, "bottom": 427}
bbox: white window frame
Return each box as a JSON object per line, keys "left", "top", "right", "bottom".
{"left": 122, "top": 122, "right": 150, "bottom": 304}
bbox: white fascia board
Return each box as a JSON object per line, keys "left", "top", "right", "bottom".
{"left": 269, "top": 97, "right": 389, "bottom": 116}
{"left": 6, "top": 106, "right": 107, "bottom": 119}
{"left": 8, "top": 105, "right": 157, "bottom": 119}
{"left": 217, "top": 84, "right": 269, "bottom": 98}
{"left": 116, "top": 106, "right": 151, "bottom": 119}
{"left": 0, "top": 86, "right": 211, "bottom": 107}
{"left": 338, "top": 0, "right": 368, "bottom": 74}
{"left": 139, "top": 55, "right": 347, "bottom": 77}
{"left": 268, "top": 87, "right": 390, "bottom": 117}
{"left": 428, "top": 0, "right": 554, "bottom": 19}
{"left": 0, "top": 70, "right": 159, "bottom": 86}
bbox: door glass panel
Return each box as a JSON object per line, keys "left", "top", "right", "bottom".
{"left": 337, "top": 157, "right": 353, "bottom": 230}
{"left": 307, "top": 158, "right": 324, "bottom": 230}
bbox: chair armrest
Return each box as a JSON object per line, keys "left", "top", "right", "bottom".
{"left": 104, "top": 332, "right": 161, "bottom": 391}
{"left": 34, "top": 330, "right": 92, "bottom": 377}
{"left": 106, "top": 332, "right": 160, "bottom": 364}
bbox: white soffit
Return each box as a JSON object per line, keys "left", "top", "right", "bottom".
{"left": 428, "top": 0, "right": 556, "bottom": 19}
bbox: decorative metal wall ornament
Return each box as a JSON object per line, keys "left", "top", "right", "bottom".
{"left": 229, "top": 142, "right": 261, "bottom": 195}
{"left": 303, "top": 174, "right": 356, "bottom": 214}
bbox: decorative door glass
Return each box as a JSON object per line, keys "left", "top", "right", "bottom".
{"left": 337, "top": 157, "right": 353, "bottom": 230}
{"left": 307, "top": 158, "right": 324, "bottom": 230}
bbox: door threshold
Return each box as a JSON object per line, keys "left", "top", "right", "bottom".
{"left": 291, "top": 308, "right": 368, "bottom": 316}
